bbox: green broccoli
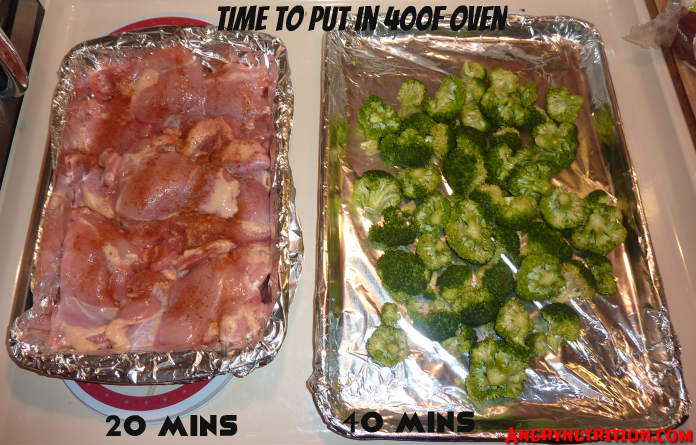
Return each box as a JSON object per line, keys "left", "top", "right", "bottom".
{"left": 462, "top": 77, "right": 488, "bottom": 105}
{"left": 491, "top": 127, "right": 522, "bottom": 152}
{"left": 452, "top": 287, "right": 501, "bottom": 326}
{"left": 518, "top": 82, "right": 538, "bottom": 107}
{"left": 585, "top": 254, "right": 618, "bottom": 295}
{"left": 593, "top": 105, "right": 618, "bottom": 146}
{"left": 380, "top": 302, "right": 401, "bottom": 327}
{"left": 540, "top": 302, "right": 581, "bottom": 349}
{"left": 525, "top": 331, "right": 550, "bottom": 357}
{"left": 360, "top": 139, "right": 379, "bottom": 156}
{"left": 397, "top": 78, "right": 427, "bottom": 117}
{"left": 424, "top": 75, "right": 465, "bottom": 122}
{"left": 376, "top": 250, "right": 428, "bottom": 302}
{"left": 479, "top": 261, "right": 515, "bottom": 303}
{"left": 585, "top": 189, "right": 611, "bottom": 206}
{"left": 525, "top": 221, "right": 573, "bottom": 261}
{"left": 358, "top": 95, "right": 401, "bottom": 139}
{"left": 414, "top": 192, "right": 451, "bottom": 234}
{"left": 368, "top": 206, "right": 418, "bottom": 248}
{"left": 461, "top": 61, "right": 487, "bottom": 80}
{"left": 403, "top": 112, "right": 436, "bottom": 136}
{"left": 469, "top": 184, "right": 505, "bottom": 221}
{"left": 488, "top": 68, "right": 519, "bottom": 95}
{"left": 485, "top": 143, "right": 518, "bottom": 187}
{"left": 507, "top": 162, "right": 555, "bottom": 201}
{"left": 546, "top": 86, "right": 583, "bottom": 123}
{"left": 532, "top": 121, "right": 579, "bottom": 169}
{"left": 437, "top": 264, "right": 474, "bottom": 303}
{"left": 465, "top": 337, "right": 528, "bottom": 401}
{"left": 408, "top": 297, "right": 461, "bottom": 341}
{"left": 493, "top": 226, "right": 521, "bottom": 266}
{"left": 441, "top": 324, "right": 477, "bottom": 357}
{"left": 540, "top": 186, "right": 589, "bottom": 230}
{"left": 520, "top": 105, "right": 551, "bottom": 132}
{"left": 558, "top": 260, "right": 596, "bottom": 302}
{"left": 352, "top": 170, "right": 402, "bottom": 221}
{"left": 460, "top": 104, "right": 492, "bottom": 133}
{"left": 379, "top": 128, "right": 433, "bottom": 168}
{"left": 366, "top": 325, "right": 410, "bottom": 367}
{"left": 498, "top": 195, "right": 537, "bottom": 230}
{"left": 495, "top": 298, "right": 533, "bottom": 348}
{"left": 445, "top": 199, "right": 495, "bottom": 265}
{"left": 428, "top": 122, "right": 455, "bottom": 158}
{"left": 454, "top": 125, "right": 488, "bottom": 155}
{"left": 443, "top": 149, "right": 487, "bottom": 195}
{"left": 397, "top": 164, "right": 442, "bottom": 199}
{"left": 516, "top": 254, "right": 565, "bottom": 301}
{"left": 570, "top": 203, "right": 627, "bottom": 255}
{"left": 416, "top": 233, "right": 452, "bottom": 270}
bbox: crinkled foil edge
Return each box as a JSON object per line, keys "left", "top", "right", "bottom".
{"left": 7, "top": 26, "right": 303, "bottom": 384}
{"left": 308, "top": 14, "right": 690, "bottom": 440}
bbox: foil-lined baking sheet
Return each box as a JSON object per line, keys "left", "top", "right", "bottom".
{"left": 7, "top": 27, "right": 303, "bottom": 384}
{"left": 308, "top": 15, "right": 689, "bottom": 440}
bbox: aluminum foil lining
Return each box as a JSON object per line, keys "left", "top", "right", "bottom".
{"left": 308, "top": 15, "right": 690, "bottom": 440}
{"left": 7, "top": 27, "right": 303, "bottom": 384}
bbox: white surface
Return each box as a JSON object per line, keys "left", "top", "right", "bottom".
{"left": 0, "top": 0, "right": 694, "bottom": 443}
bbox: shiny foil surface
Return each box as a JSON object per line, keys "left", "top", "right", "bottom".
{"left": 7, "top": 27, "right": 303, "bottom": 384}
{"left": 308, "top": 16, "right": 689, "bottom": 440}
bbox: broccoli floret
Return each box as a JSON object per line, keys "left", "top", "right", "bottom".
{"left": 437, "top": 264, "right": 473, "bottom": 302}
{"left": 352, "top": 170, "right": 402, "bottom": 221}
{"left": 485, "top": 143, "right": 518, "bottom": 187}
{"left": 507, "top": 162, "right": 555, "bottom": 201}
{"left": 489, "top": 68, "right": 519, "bottom": 95}
{"left": 360, "top": 139, "right": 379, "bottom": 156}
{"left": 414, "top": 192, "right": 451, "bottom": 234}
{"left": 495, "top": 298, "right": 533, "bottom": 348}
{"left": 368, "top": 206, "right": 417, "bottom": 248}
{"left": 558, "top": 260, "right": 596, "bottom": 302}
{"left": 416, "top": 233, "right": 452, "bottom": 270}
{"left": 540, "top": 186, "right": 588, "bottom": 230}
{"left": 532, "top": 122, "right": 579, "bottom": 169}
{"left": 497, "top": 96, "right": 532, "bottom": 129}
{"left": 570, "top": 203, "right": 627, "bottom": 255}
{"left": 516, "top": 254, "right": 565, "bottom": 301}
{"left": 518, "top": 82, "right": 538, "bottom": 107}
{"left": 454, "top": 125, "right": 488, "bottom": 155}
{"left": 491, "top": 127, "right": 522, "bottom": 152}
{"left": 470, "top": 184, "right": 505, "bottom": 221}
{"left": 424, "top": 75, "right": 465, "bottom": 122}
{"left": 397, "top": 164, "right": 442, "bottom": 199}
{"left": 376, "top": 250, "right": 428, "bottom": 302}
{"left": 358, "top": 95, "right": 401, "bottom": 139}
{"left": 493, "top": 226, "right": 521, "bottom": 266}
{"left": 380, "top": 302, "right": 401, "bottom": 327}
{"left": 525, "top": 331, "right": 549, "bottom": 357}
{"left": 460, "top": 104, "right": 492, "bottom": 133}
{"left": 403, "top": 112, "right": 436, "bottom": 136}
{"left": 408, "top": 297, "right": 461, "bottom": 341}
{"left": 585, "top": 254, "right": 618, "bottom": 295}
{"left": 498, "top": 195, "right": 537, "bottom": 230}
{"left": 465, "top": 337, "right": 528, "bottom": 401}
{"left": 585, "top": 189, "right": 611, "bottom": 206}
{"left": 428, "top": 122, "right": 455, "bottom": 158}
{"left": 443, "top": 149, "right": 487, "bottom": 195}
{"left": 379, "top": 128, "right": 433, "bottom": 168}
{"left": 546, "top": 86, "right": 583, "bottom": 123}
{"left": 461, "top": 61, "right": 487, "bottom": 80}
{"left": 593, "top": 105, "right": 618, "bottom": 146}
{"left": 452, "top": 287, "right": 501, "bottom": 326}
{"left": 462, "top": 77, "right": 487, "bottom": 105}
{"left": 445, "top": 199, "right": 496, "bottom": 265}
{"left": 520, "top": 105, "right": 551, "bottom": 132}
{"left": 366, "top": 325, "right": 410, "bottom": 367}
{"left": 441, "top": 324, "right": 477, "bottom": 357}
{"left": 397, "top": 78, "right": 427, "bottom": 117}
{"left": 479, "top": 261, "right": 515, "bottom": 303}
{"left": 525, "top": 221, "right": 573, "bottom": 261}
{"left": 540, "top": 302, "right": 581, "bottom": 349}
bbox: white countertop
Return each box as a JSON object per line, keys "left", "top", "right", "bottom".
{"left": 0, "top": 1, "right": 694, "bottom": 443}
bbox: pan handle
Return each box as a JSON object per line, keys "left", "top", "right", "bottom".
{"left": 0, "top": 27, "right": 28, "bottom": 98}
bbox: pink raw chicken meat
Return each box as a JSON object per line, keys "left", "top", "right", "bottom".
{"left": 32, "top": 45, "right": 277, "bottom": 352}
